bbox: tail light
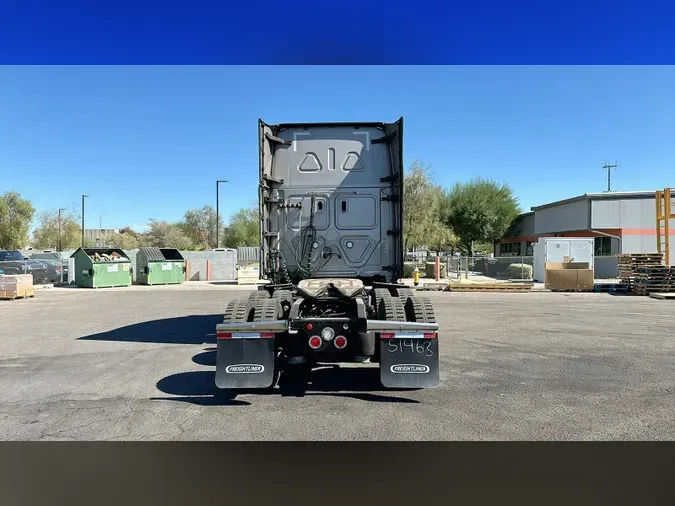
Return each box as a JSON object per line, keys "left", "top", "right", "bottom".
{"left": 56, "top": 266, "right": 62, "bottom": 273}
{"left": 309, "top": 336, "right": 322, "bottom": 349}
{"left": 334, "top": 336, "right": 347, "bottom": 349}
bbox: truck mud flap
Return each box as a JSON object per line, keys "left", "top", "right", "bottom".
{"left": 379, "top": 331, "right": 439, "bottom": 388}
{"left": 215, "top": 332, "right": 277, "bottom": 389}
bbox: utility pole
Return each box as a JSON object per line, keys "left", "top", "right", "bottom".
{"left": 216, "top": 180, "right": 228, "bottom": 249}
{"left": 58, "top": 208, "right": 66, "bottom": 252}
{"left": 81, "top": 195, "right": 88, "bottom": 247}
{"left": 601, "top": 161, "right": 619, "bottom": 192}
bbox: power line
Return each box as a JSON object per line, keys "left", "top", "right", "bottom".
{"left": 601, "top": 161, "right": 619, "bottom": 192}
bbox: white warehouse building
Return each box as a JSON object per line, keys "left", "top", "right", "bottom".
{"left": 496, "top": 191, "right": 674, "bottom": 277}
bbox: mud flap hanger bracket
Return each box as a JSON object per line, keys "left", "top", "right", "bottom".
{"left": 216, "top": 320, "right": 439, "bottom": 334}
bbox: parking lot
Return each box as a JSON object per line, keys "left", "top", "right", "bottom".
{"left": 1, "top": 285, "right": 674, "bottom": 440}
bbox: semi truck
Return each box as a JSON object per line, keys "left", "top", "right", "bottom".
{"left": 215, "top": 118, "right": 439, "bottom": 393}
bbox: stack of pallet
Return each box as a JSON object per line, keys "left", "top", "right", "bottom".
{"left": 0, "top": 274, "right": 35, "bottom": 300}
{"left": 633, "top": 266, "right": 675, "bottom": 296}
{"left": 617, "top": 253, "right": 664, "bottom": 290}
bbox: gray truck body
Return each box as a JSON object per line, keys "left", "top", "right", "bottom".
{"left": 258, "top": 118, "right": 404, "bottom": 285}
{"left": 214, "top": 118, "right": 440, "bottom": 394}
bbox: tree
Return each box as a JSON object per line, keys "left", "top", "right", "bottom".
{"left": 222, "top": 206, "right": 260, "bottom": 248}
{"left": 0, "top": 191, "right": 35, "bottom": 250}
{"left": 180, "top": 205, "right": 224, "bottom": 250}
{"left": 106, "top": 228, "right": 144, "bottom": 250}
{"left": 31, "top": 209, "right": 81, "bottom": 250}
{"left": 402, "top": 161, "right": 453, "bottom": 253}
{"left": 145, "top": 219, "right": 195, "bottom": 250}
{"left": 442, "top": 178, "right": 520, "bottom": 256}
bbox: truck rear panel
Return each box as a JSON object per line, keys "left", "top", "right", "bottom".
{"left": 258, "top": 119, "right": 404, "bottom": 284}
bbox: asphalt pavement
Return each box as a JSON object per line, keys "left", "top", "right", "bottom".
{"left": 0, "top": 284, "right": 673, "bottom": 440}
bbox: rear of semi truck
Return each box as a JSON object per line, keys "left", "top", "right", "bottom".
{"left": 215, "top": 118, "right": 440, "bottom": 392}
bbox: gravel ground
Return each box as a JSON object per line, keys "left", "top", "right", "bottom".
{"left": 0, "top": 285, "right": 673, "bottom": 440}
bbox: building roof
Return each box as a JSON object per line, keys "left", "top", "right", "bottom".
{"left": 531, "top": 191, "right": 657, "bottom": 211}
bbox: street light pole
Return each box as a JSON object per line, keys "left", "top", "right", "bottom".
{"left": 81, "top": 195, "right": 88, "bottom": 247}
{"left": 216, "top": 180, "right": 228, "bottom": 249}
{"left": 58, "top": 208, "right": 66, "bottom": 252}
{"left": 58, "top": 208, "right": 66, "bottom": 284}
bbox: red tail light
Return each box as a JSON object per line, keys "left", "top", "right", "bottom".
{"left": 309, "top": 336, "right": 322, "bottom": 349}
{"left": 334, "top": 336, "right": 347, "bottom": 349}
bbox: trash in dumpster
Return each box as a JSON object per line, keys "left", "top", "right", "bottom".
{"left": 89, "top": 251, "right": 126, "bottom": 262}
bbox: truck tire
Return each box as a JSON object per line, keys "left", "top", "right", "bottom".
{"left": 252, "top": 298, "right": 283, "bottom": 322}
{"left": 404, "top": 296, "right": 436, "bottom": 323}
{"left": 377, "top": 295, "right": 407, "bottom": 322}
{"left": 395, "top": 287, "right": 415, "bottom": 299}
{"left": 372, "top": 288, "right": 392, "bottom": 315}
{"left": 223, "top": 298, "right": 253, "bottom": 323}
{"left": 271, "top": 289, "right": 292, "bottom": 305}
{"left": 248, "top": 290, "right": 270, "bottom": 301}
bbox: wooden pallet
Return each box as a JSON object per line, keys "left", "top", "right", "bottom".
{"left": 448, "top": 283, "right": 532, "bottom": 292}
{"left": 0, "top": 293, "right": 35, "bottom": 300}
{"left": 633, "top": 283, "right": 675, "bottom": 295}
{"left": 617, "top": 253, "right": 664, "bottom": 261}
{"left": 649, "top": 293, "right": 675, "bottom": 300}
{"left": 634, "top": 289, "right": 675, "bottom": 296}
{"left": 617, "top": 255, "right": 667, "bottom": 294}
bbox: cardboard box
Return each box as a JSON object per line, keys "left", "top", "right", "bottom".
{"left": 544, "top": 262, "right": 594, "bottom": 292}
{"left": 0, "top": 274, "right": 35, "bottom": 299}
{"left": 237, "top": 263, "right": 260, "bottom": 285}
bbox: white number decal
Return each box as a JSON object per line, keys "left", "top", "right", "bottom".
{"left": 386, "top": 338, "right": 434, "bottom": 356}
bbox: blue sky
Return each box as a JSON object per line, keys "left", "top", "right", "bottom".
{"left": 1, "top": 65, "right": 674, "bottom": 231}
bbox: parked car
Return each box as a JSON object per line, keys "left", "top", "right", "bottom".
{"left": 0, "top": 250, "right": 49, "bottom": 283}
{"left": 35, "top": 258, "right": 68, "bottom": 283}
{"left": 31, "top": 251, "right": 72, "bottom": 283}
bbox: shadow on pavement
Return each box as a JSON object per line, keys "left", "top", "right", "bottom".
{"left": 153, "top": 370, "right": 251, "bottom": 406}
{"left": 192, "top": 348, "right": 217, "bottom": 366}
{"left": 79, "top": 315, "right": 222, "bottom": 345}
{"left": 154, "top": 358, "right": 420, "bottom": 406}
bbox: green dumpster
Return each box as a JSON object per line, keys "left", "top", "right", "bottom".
{"left": 71, "top": 248, "right": 132, "bottom": 288}
{"left": 136, "top": 247, "right": 186, "bottom": 285}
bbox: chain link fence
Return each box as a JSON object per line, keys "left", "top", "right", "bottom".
{"left": 1, "top": 251, "right": 68, "bottom": 285}
{"left": 443, "top": 255, "right": 534, "bottom": 280}
{"left": 0, "top": 259, "right": 55, "bottom": 284}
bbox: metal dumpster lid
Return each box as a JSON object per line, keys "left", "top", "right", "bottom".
{"left": 138, "top": 247, "right": 165, "bottom": 261}
{"left": 70, "top": 247, "right": 130, "bottom": 259}
{"left": 138, "top": 247, "right": 184, "bottom": 261}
